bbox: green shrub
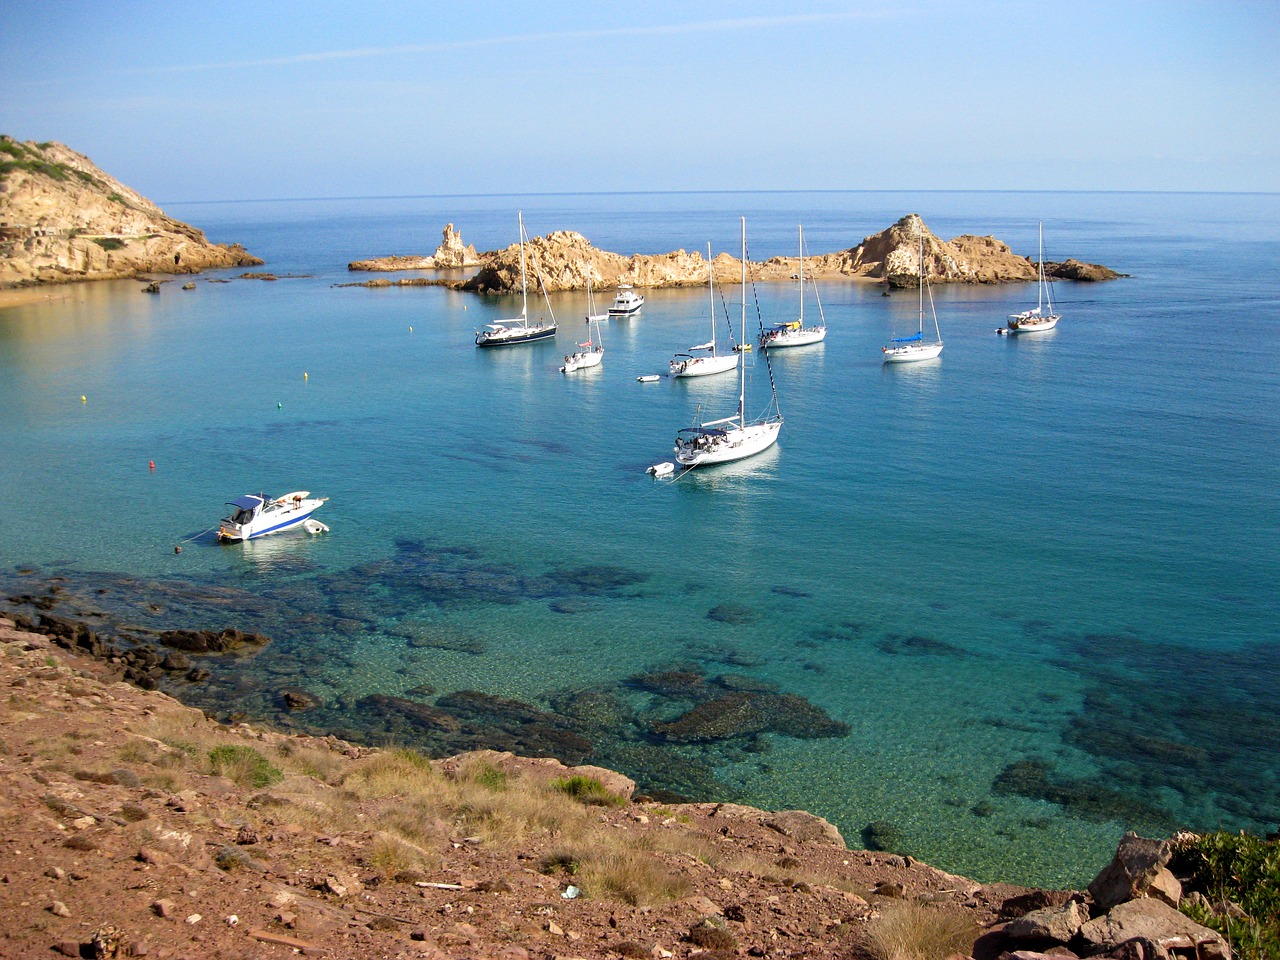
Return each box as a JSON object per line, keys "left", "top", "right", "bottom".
{"left": 92, "top": 237, "right": 125, "bottom": 251}
{"left": 551, "top": 775, "right": 625, "bottom": 807}
{"left": 476, "top": 766, "right": 508, "bottom": 791}
{"left": 208, "top": 744, "right": 283, "bottom": 788}
{"left": 1175, "top": 831, "right": 1280, "bottom": 960}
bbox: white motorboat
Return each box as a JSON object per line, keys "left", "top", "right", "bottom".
{"left": 475, "top": 212, "right": 558, "bottom": 347}
{"left": 217, "top": 491, "right": 327, "bottom": 542}
{"left": 608, "top": 284, "right": 645, "bottom": 317}
{"left": 673, "top": 218, "right": 783, "bottom": 468}
{"left": 561, "top": 277, "right": 605, "bottom": 373}
{"left": 670, "top": 243, "right": 739, "bottom": 378}
{"left": 1008, "top": 222, "right": 1061, "bottom": 334}
{"left": 760, "top": 225, "right": 827, "bottom": 350}
{"left": 883, "top": 222, "right": 944, "bottom": 363}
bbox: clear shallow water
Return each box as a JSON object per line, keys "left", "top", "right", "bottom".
{"left": 2, "top": 191, "right": 1278, "bottom": 887}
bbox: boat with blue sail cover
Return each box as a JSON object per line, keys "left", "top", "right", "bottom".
{"left": 883, "top": 225, "right": 943, "bottom": 363}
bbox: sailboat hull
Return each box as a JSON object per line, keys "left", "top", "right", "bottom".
{"left": 1007, "top": 314, "right": 1060, "bottom": 334}
{"left": 761, "top": 326, "right": 826, "bottom": 349}
{"left": 670, "top": 354, "right": 739, "bottom": 378}
{"left": 883, "top": 341, "right": 943, "bottom": 363}
{"left": 561, "top": 349, "right": 603, "bottom": 373}
{"left": 674, "top": 421, "right": 781, "bottom": 467}
{"left": 475, "top": 325, "right": 558, "bottom": 346}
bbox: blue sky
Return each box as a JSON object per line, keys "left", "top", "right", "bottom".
{"left": 3, "top": 1, "right": 1277, "bottom": 200}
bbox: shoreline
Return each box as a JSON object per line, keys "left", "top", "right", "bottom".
{"left": 0, "top": 611, "right": 1244, "bottom": 960}
{"left": 0, "top": 284, "right": 84, "bottom": 309}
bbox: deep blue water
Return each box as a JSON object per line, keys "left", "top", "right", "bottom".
{"left": 2, "top": 191, "right": 1277, "bottom": 887}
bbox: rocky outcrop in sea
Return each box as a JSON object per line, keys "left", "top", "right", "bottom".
{"left": 0, "top": 136, "right": 262, "bottom": 287}
{"left": 347, "top": 214, "right": 1122, "bottom": 295}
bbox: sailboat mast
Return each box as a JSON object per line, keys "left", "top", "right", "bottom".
{"left": 798, "top": 225, "right": 804, "bottom": 324}
{"left": 707, "top": 242, "right": 715, "bottom": 349}
{"left": 918, "top": 226, "right": 925, "bottom": 336}
{"left": 1037, "top": 221, "right": 1045, "bottom": 314}
{"left": 739, "top": 217, "right": 747, "bottom": 428}
{"left": 518, "top": 211, "right": 528, "bottom": 320}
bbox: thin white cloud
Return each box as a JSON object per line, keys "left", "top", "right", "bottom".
{"left": 123, "top": 12, "right": 887, "bottom": 75}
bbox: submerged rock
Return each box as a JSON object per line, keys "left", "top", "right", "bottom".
{"left": 652, "top": 691, "right": 849, "bottom": 743}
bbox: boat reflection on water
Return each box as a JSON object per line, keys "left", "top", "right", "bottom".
{"left": 231, "top": 527, "right": 328, "bottom": 572}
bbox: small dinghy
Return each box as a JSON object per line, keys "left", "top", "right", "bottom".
{"left": 647, "top": 462, "right": 675, "bottom": 478}
{"left": 303, "top": 518, "right": 329, "bottom": 534}
{"left": 637, "top": 375, "right": 661, "bottom": 383}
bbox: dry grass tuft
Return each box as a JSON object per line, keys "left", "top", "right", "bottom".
{"left": 859, "top": 901, "right": 979, "bottom": 960}
{"left": 365, "top": 831, "right": 438, "bottom": 878}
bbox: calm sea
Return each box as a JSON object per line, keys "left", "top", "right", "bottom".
{"left": 2, "top": 191, "right": 1277, "bottom": 887}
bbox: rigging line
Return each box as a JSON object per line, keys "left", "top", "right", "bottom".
{"left": 716, "top": 287, "right": 738, "bottom": 347}
{"left": 743, "top": 238, "right": 781, "bottom": 417}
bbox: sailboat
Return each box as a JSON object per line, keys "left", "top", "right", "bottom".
{"left": 673, "top": 218, "right": 783, "bottom": 467}
{"left": 1007, "top": 222, "right": 1060, "bottom": 334}
{"left": 561, "top": 276, "right": 605, "bottom": 373}
{"left": 475, "top": 212, "right": 558, "bottom": 347}
{"left": 882, "top": 225, "right": 944, "bottom": 363}
{"left": 760, "top": 224, "right": 827, "bottom": 349}
{"left": 669, "top": 243, "right": 739, "bottom": 378}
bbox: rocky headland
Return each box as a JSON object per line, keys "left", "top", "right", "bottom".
{"left": 343, "top": 214, "right": 1122, "bottom": 295}
{"left": 0, "top": 136, "right": 261, "bottom": 289}
{"left": 2, "top": 606, "right": 1263, "bottom": 960}
{"left": 349, "top": 223, "right": 483, "bottom": 272}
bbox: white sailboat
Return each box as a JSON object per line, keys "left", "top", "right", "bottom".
{"left": 883, "top": 225, "right": 944, "bottom": 363}
{"left": 561, "top": 276, "right": 605, "bottom": 373}
{"left": 475, "top": 212, "right": 558, "bottom": 347}
{"left": 1007, "top": 222, "right": 1061, "bottom": 334}
{"left": 673, "top": 218, "right": 783, "bottom": 468}
{"left": 669, "top": 243, "right": 739, "bottom": 378}
{"left": 760, "top": 224, "right": 827, "bottom": 350}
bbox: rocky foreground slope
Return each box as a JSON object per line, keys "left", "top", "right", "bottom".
{"left": 0, "top": 136, "right": 261, "bottom": 287}
{"left": 0, "top": 612, "right": 1241, "bottom": 960}
{"left": 348, "top": 214, "right": 1121, "bottom": 294}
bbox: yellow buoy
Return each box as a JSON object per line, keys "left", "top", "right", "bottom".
{"left": 80, "top": 395, "right": 86, "bottom": 403}
{"left": 409, "top": 326, "right": 413, "bottom": 333}
{"left": 303, "top": 371, "right": 308, "bottom": 380}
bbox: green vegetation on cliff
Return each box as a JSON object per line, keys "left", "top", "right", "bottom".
{"left": 1176, "top": 831, "right": 1280, "bottom": 960}
{"left": 0, "top": 136, "right": 99, "bottom": 187}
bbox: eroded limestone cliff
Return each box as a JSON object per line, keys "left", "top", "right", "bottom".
{"left": 0, "top": 136, "right": 261, "bottom": 287}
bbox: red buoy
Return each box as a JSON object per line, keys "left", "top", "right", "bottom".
{"left": 149, "top": 460, "right": 155, "bottom": 471}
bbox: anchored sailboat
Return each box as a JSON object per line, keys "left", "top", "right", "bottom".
{"left": 561, "top": 276, "right": 605, "bottom": 373}
{"left": 673, "top": 218, "right": 783, "bottom": 468}
{"left": 883, "top": 225, "right": 943, "bottom": 363}
{"left": 475, "top": 212, "right": 558, "bottom": 347}
{"left": 760, "top": 224, "right": 827, "bottom": 350}
{"left": 669, "top": 243, "right": 739, "bottom": 378}
{"left": 1007, "top": 222, "right": 1061, "bottom": 334}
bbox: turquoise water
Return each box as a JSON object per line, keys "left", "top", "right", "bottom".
{"left": 2, "top": 191, "right": 1277, "bottom": 887}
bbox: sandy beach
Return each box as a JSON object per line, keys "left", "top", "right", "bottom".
{"left": 0, "top": 284, "right": 83, "bottom": 309}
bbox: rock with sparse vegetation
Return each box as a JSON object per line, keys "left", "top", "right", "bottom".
{"left": 0, "top": 135, "right": 261, "bottom": 288}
